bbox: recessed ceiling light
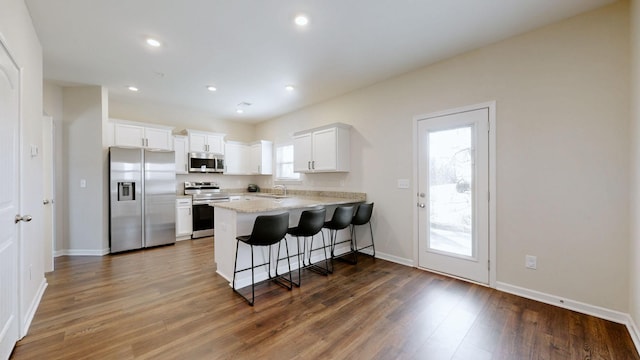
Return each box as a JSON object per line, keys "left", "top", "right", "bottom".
{"left": 294, "top": 15, "right": 309, "bottom": 26}
{"left": 207, "top": 86, "right": 217, "bottom": 92}
{"left": 128, "top": 86, "right": 139, "bottom": 92}
{"left": 236, "top": 108, "right": 244, "bottom": 114}
{"left": 285, "top": 85, "right": 295, "bottom": 92}
{"left": 146, "top": 38, "right": 161, "bottom": 47}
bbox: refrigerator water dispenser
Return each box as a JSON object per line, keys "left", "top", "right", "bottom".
{"left": 118, "top": 182, "right": 135, "bottom": 201}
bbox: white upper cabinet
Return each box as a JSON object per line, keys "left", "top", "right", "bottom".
{"left": 293, "top": 123, "right": 351, "bottom": 173}
{"left": 224, "top": 141, "right": 250, "bottom": 175}
{"left": 112, "top": 119, "right": 173, "bottom": 150}
{"left": 224, "top": 140, "right": 272, "bottom": 175}
{"left": 173, "top": 135, "right": 189, "bottom": 174}
{"left": 250, "top": 140, "right": 273, "bottom": 175}
{"left": 145, "top": 127, "right": 173, "bottom": 149}
{"left": 188, "top": 130, "right": 225, "bottom": 154}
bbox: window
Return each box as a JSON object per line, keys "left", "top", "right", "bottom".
{"left": 275, "top": 143, "right": 300, "bottom": 181}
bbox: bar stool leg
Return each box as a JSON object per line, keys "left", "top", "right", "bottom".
{"left": 250, "top": 245, "right": 255, "bottom": 305}
{"left": 232, "top": 241, "right": 256, "bottom": 306}
{"left": 369, "top": 221, "right": 376, "bottom": 257}
{"left": 232, "top": 241, "right": 240, "bottom": 292}
{"left": 321, "top": 230, "right": 333, "bottom": 274}
{"left": 295, "top": 236, "right": 302, "bottom": 287}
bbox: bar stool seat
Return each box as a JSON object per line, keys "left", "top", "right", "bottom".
{"left": 324, "top": 205, "right": 356, "bottom": 265}
{"left": 285, "top": 207, "right": 328, "bottom": 286}
{"left": 232, "top": 212, "right": 291, "bottom": 306}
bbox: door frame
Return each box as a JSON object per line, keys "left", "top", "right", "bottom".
{"left": 412, "top": 101, "right": 497, "bottom": 287}
{"left": 0, "top": 34, "right": 22, "bottom": 357}
{"left": 42, "top": 115, "right": 55, "bottom": 272}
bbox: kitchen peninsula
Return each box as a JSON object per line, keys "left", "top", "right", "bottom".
{"left": 212, "top": 192, "right": 366, "bottom": 289}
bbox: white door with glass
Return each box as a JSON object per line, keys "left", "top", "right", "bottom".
{"left": 417, "top": 107, "right": 490, "bottom": 284}
{"left": 0, "top": 39, "right": 21, "bottom": 359}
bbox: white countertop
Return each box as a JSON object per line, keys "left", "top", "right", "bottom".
{"left": 212, "top": 195, "right": 363, "bottom": 213}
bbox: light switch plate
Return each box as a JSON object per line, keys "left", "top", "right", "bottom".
{"left": 80, "top": 179, "right": 87, "bottom": 188}
{"left": 397, "top": 179, "right": 410, "bottom": 189}
{"left": 525, "top": 255, "right": 537, "bottom": 269}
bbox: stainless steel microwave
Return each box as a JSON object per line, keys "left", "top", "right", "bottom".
{"left": 188, "top": 152, "right": 224, "bottom": 173}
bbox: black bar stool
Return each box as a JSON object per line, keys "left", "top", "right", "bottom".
{"left": 324, "top": 205, "right": 356, "bottom": 266}
{"left": 285, "top": 207, "right": 328, "bottom": 286}
{"left": 351, "top": 202, "right": 375, "bottom": 262}
{"left": 232, "top": 212, "right": 291, "bottom": 306}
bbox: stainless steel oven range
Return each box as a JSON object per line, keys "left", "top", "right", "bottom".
{"left": 184, "top": 181, "right": 229, "bottom": 238}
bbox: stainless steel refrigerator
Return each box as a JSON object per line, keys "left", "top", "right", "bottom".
{"left": 109, "top": 147, "right": 176, "bottom": 253}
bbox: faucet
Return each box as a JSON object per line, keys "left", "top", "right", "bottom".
{"left": 274, "top": 184, "right": 287, "bottom": 196}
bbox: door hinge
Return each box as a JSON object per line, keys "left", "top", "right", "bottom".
{"left": 488, "top": 260, "right": 490, "bottom": 270}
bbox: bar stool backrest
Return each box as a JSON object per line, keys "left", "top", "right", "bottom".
{"left": 297, "top": 208, "right": 327, "bottom": 236}
{"left": 327, "top": 205, "right": 354, "bottom": 230}
{"left": 247, "top": 212, "right": 289, "bottom": 246}
{"left": 352, "top": 203, "right": 374, "bottom": 226}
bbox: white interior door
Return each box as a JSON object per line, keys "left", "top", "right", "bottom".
{"left": 42, "top": 116, "right": 55, "bottom": 272}
{"left": 0, "top": 39, "right": 21, "bottom": 360}
{"left": 417, "top": 107, "right": 490, "bottom": 284}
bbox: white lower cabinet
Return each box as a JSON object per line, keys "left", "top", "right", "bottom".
{"left": 176, "top": 197, "right": 193, "bottom": 240}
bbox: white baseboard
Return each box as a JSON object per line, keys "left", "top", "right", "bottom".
{"left": 20, "top": 278, "right": 47, "bottom": 338}
{"left": 497, "top": 282, "right": 640, "bottom": 355}
{"left": 54, "top": 248, "right": 109, "bottom": 257}
{"left": 496, "top": 282, "right": 630, "bottom": 324}
{"left": 628, "top": 315, "right": 640, "bottom": 356}
{"left": 372, "top": 250, "right": 414, "bottom": 267}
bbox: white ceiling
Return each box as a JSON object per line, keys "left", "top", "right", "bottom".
{"left": 25, "top": 0, "right": 615, "bottom": 124}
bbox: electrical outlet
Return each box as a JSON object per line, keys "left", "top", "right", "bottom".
{"left": 525, "top": 255, "right": 537, "bottom": 269}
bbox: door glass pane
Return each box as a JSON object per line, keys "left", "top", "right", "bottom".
{"left": 428, "top": 126, "right": 473, "bottom": 257}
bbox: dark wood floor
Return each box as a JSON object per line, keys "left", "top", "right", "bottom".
{"left": 10, "top": 238, "right": 639, "bottom": 360}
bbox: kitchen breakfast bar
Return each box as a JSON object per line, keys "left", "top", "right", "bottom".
{"left": 212, "top": 192, "right": 366, "bottom": 290}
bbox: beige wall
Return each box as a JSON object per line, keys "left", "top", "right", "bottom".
{"left": 63, "top": 86, "right": 109, "bottom": 253}
{"left": 0, "top": 0, "right": 46, "bottom": 335}
{"left": 630, "top": 0, "right": 640, "bottom": 339}
{"left": 256, "top": 2, "right": 630, "bottom": 311}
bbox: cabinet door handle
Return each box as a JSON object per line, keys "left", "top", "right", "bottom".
{"left": 312, "top": 160, "right": 315, "bottom": 169}
{"left": 142, "top": 138, "right": 145, "bottom": 147}
{"left": 189, "top": 208, "right": 191, "bottom": 215}
{"left": 308, "top": 161, "right": 311, "bottom": 170}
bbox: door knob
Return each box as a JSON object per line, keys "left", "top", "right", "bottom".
{"left": 43, "top": 199, "right": 50, "bottom": 205}
{"left": 15, "top": 214, "right": 33, "bottom": 223}
{"left": 417, "top": 203, "right": 426, "bottom": 208}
